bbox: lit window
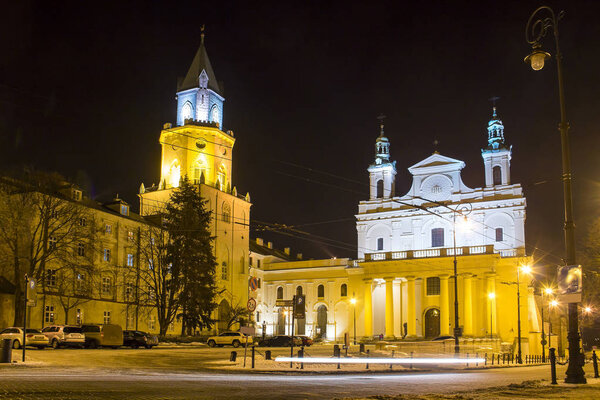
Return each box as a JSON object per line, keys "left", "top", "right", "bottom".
{"left": 46, "top": 269, "right": 57, "bottom": 287}
{"left": 211, "top": 105, "right": 220, "bottom": 124}
{"left": 181, "top": 101, "right": 193, "bottom": 121}
{"left": 426, "top": 277, "right": 440, "bottom": 296}
{"left": 431, "top": 228, "right": 444, "bottom": 248}
{"left": 127, "top": 254, "right": 134, "bottom": 267}
{"left": 76, "top": 308, "right": 83, "bottom": 325}
{"left": 103, "top": 249, "right": 111, "bottom": 262}
{"left": 105, "top": 224, "right": 112, "bottom": 234}
{"left": 377, "top": 237, "right": 384, "bottom": 251}
{"left": 495, "top": 227, "right": 504, "bottom": 242}
{"left": 45, "top": 306, "right": 55, "bottom": 323}
{"left": 103, "top": 311, "right": 111, "bottom": 324}
{"left": 76, "top": 273, "right": 85, "bottom": 291}
{"left": 120, "top": 204, "right": 129, "bottom": 216}
{"left": 317, "top": 284, "right": 325, "bottom": 298}
{"left": 77, "top": 243, "right": 85, "bottom": 257}
{"left": 127, "top": 231, "right": 134, "bottom": 241}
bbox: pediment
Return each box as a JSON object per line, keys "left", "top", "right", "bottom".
{"left": 408, "top": 153, "right": 465, "bottom": 175}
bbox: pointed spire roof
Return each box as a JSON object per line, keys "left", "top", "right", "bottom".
{"left": 178, "top": 28, "right": 221, "bottom": 93}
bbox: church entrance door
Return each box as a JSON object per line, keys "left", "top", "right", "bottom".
{"left": 424, "top": 308, "right": 440, "bottom": 338}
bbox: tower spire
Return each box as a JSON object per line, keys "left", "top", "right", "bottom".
{"left": 200, "top": 24, "right": 205, "bottom": 45}
{"left": 485, "top": 97, "right": 506, "bottom": 150}
{"left": 374, "top": 114, "right": 390, "bottom": 164}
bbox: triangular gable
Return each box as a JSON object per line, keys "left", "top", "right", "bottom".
{"left": 178, "top": 43, "right": 221, "bottom": 93}
{"left": 408, "top": 153, "right": 465, "bottom": 175}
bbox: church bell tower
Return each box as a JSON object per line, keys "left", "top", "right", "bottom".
{"left": 481, "top": 106, "right": 512, "bottom": 187}
{"left": 368, "top": 116, "right": 396, "bottom": 199}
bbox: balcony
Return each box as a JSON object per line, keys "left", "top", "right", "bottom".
{"left": 361, "top": 245, "right": 525, "bottom": 263}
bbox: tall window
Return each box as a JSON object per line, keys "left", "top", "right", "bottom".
{"left": 377, "top": 237, "right": 384, "bottom": 251}
{"left": 222, "top": 202, "right": 231, "bottom": 223}
{"left": 103, "top": 249, "right": 111, "bottom": 262}
{"left": 103, "top": 311, "right": 111, "bottom": 324}
{"left": 493, "top": 166, "right": 502, "bottom": 185}
{"left": 181, "top": 101, "right": 193, "bottom": 121}
{"left": 77, "top": 243, "right": 85, "bottom": 257}
{"left": 105, "top": 224, "right": 112, "bottom": 234}
{"left": 127, "top": 231, "right": 134, "bottom": 241}
{"left": 120, "top": 204, "right": 129, "bottom": 216}
{"left": 127, "top": 254, "right": 134, "bottom": 267}
{"left": 76, "top": 308, "right": 83, "bottom": 325}
{"left": 431, "top": 228, "right": 444, "bottom": 247}
{"left": 376, "top": 179, "right": 383, "bottom": 198}
{"left": 102, "top": 277, "right": 112, "bottom": 295}
{"left": 221, "top": 262, "right": 228, "bottom": 280}
{"left": 45, "top": 305, "right": 55, "bottom": 323}
{"left": 75, "top": 273, "right": 85, "bottom": 292}
{"left": 340, "top": 283, "right": 347, "bottom": 297}
{"left": 426, "top": 277, "right": 440, "bottom": 296}
{"left": 148, "top": 315, "right": 156, "bottom": 331}
{"left": 495, "top": 227, "right": 504, "bottom": 242}
{"left": 276, "top": 286, "right": 283, "bottom": 300}
{"left": 79, "top": 217, "right": 87, "bottom": 227}
{"left": 46, "top": 269, "right": 57, "bottom": 287}
{"left": 317, "top": 284, "right": 325, "bottom": 298}
{"left": 125, "top": 284, "right": 133, "bottom": 302}
{"left": 48, "top": 236, "right": 57, "bottom": 249}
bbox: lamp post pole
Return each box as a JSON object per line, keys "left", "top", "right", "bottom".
{"left": 541, "top": 296, "right": 546, "bottom": 363}
{"left": 452, "top": 212, "right": 460, "bottom": 356}
{"left": 525, "top": 5, "right": 585, "bottom": 383}
{"left": 351, "top": 294, "right": 357, "bottom": 345}
{"left": 516, "top": 268, "right": 523, "bottom": 364}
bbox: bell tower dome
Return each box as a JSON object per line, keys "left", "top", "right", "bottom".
{"left": 482, "top": 103, "right": 512, "bottom": 187}
{"left": 368, "top": 115, "right": 396, "bottom": 199}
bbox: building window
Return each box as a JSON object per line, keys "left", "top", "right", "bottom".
{"left": 431, "top": 228, "right": 444, "bottom": 248}
{"left": 103, "top": 248, "right": 111, "bottom": 262}
{"left": 148, "top": 315, "right": 156, "bottom": 331}
{"left": 75, "top": 273, "right": 85, "bottom": 291}
{"left": 48, "top": 236, "right": 57, "bottom": 249}
{"left": 257, "top": 278, "right": 261, "bottom": 289}
{"left": 45, "top": 306, "right": 55, "bottom": 323}
{"left": 105, "top": 224, "right": 112, "bottom": 234}
{"left": 120, "top": 204, "right": 129, "bottom": 216}
{"left": 103, "top": 311, "right": 111, "bottom": 324}
{"left": 72, "top": 189, "right": 82, "bottom": 201}
{"left": 221, "top": 262, "right": 228, "bottom": 280}
{"left": 76, "top": 308, "right": 83, "bottom": 325}
{"left": 426, "top": 277, "right": 440, "bottom": 296}
{"left": 276, "top": 286, "right": 283, "bottom": 300}
{"left": 495, "top": 227, "right": 504, "bottom": 242}
{"left": 257, "top": 259, "right": 261, "bottom": 269}
{"left": 102, "top": 277, "right": 112, "bottom": 295}
{"left": 376, "top": 179, "right": 383, "bottom": 198}
{"left": 79, "top": 217, "right": 87, "bottom": 227}
{"left": 128, "top": 231, "right": 134, "bottom": 241}
{"left": 340, "top": 283, "right": 347, "bottom": 297}
{"left": 249, "top": 257, "right": 253, "bottom": 267}
{"left": 46, "top": 269, "right": 57, "bottom": 287}
{"left": 127, "top": 254, "right": 134, "bottom": 267}
{"left": 222, "top": 203, "right": 230, "bottom": 223}
{"left": 493, "top": 166, "right": 502, "bottom": 185}
{"left": 77, "top": 242, "right": 85, "bottom": 257}
{"left": 377, "top": 237, "right": 384, "bottom": 251}
{"left": 125, "top": 284, "right": 133, "bottom": 302}
{"left": 317, "top": 284, "right": 325, "bottom": 298}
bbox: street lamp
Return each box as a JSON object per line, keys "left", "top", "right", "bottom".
{"left": 350, "top": 295, "right": 357, "bottom": 345}
{"left": 549, "top": 299, "right": 559, "bottom": 351}
{"left": 488, "top": 292, "right": 495, "bottom": 340}
{"left": 525, "top": 6, "right": 585, "bottom": 384}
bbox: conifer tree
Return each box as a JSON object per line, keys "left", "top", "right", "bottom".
{"left": 165, "top": 177, "right": 217, "bottom": 334}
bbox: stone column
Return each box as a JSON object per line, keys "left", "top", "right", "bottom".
{"left": 385, "top": 277, "right": 394, "bottom": 338}
{"left": 463, "top": 273, "right": 473, "bottom": 336}
{"left": 486, "top": 272, "right": 496, "bottom": 337}
{"left": 439, "top": 274, "right": 450, "bottom": 336}
{"left": 406, "top": 276, "right": 416, "bottom": 337}
{"left": 363, "top": 279, "right": 373, "bottom": 337}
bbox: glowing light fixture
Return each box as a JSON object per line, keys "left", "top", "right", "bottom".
{"left": 544, "top": 287, "right": 554, "bottom": 295}
{"left": 350, "top": 298, "right": 356, "bottom": 305}
{"left": 584, "top": 306, "right": 592, "bottom": 314}
{"left": 275, "top": 356, "right": 486, "bottom": 365}
{"left": 520, "top": 265, "right": 532, "bottom": 275}
{"left": 524, "top": 45, "right": 551, "bottom": 71}
{"left": 550, "top": 299, "right": 559, "bottom": 308}
{"left": 488, "top": 292, "right": 496, "bottom": 300}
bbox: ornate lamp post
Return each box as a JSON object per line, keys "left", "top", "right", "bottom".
{"left": 488, "top": 292, "right": 495, "bottom": 340}
{"left": 524, "top": 5, "right": 586, "bottom": 384}
{"left": 350, "top": 295, "right": 357, "bottom": 345}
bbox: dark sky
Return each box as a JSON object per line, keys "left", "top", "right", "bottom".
{"left": 2, "top": 0, "right": 600, "bottom": 263}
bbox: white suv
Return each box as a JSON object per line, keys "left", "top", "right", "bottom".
{"left": 207, "top": 332, "right": 252, "bottom": 348}
{"left": 41, "top": 325, "right": 85, "bottom": 348}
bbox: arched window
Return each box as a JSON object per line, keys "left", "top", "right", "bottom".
{"left": 340, "top": 283, "right": 347, "bottom": 297}
{"left": 217, "top": 165, "right": 227, "bottom": 191}
{"left": 317, "top": 284, "right": 325, "bottom": 298}
{"left": 211, "top": 105, "right": 220, "bottom": 124}
{"left": 222, "top": 202, "right": 230, "bottom": 223}
{"left": 169, "top": 160, "right": 181, "bottom": 188}
{"left": 493, "top": 166, "right": 502, "bottom": 185}
{"left": 296, "top": 286, "right": 303, "bottom": 296}
{"left": 192, "top": 159, "right": 207, "bottom": 184}
{"left": 376, "top": 179, "right": 383, "bottom": 198}
{"left": 181, "top": 101, "right": 193, "bottom": 122}
{"left": 276, "top": 286, "right": 283, "bottom": 300}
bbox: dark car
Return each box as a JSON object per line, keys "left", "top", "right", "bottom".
{"left": 259, "top": 335, "right": 302, "bottom": 347}
{"left": 431, "top": 335, "right": 455, "bottom": 341}
{"left": 123, "top": 330, "right": 159, "bottom": 349}
{"left": 295, "top": 336, "right": 313, "bottom": 346}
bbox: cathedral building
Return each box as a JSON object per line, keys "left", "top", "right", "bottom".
{"left": 254, "top": 109, "right": 542, "bottom": 355}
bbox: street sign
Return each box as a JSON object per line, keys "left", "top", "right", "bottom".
{"left": 248, "top": 277, "right": 259, "bottom": 291}
{"left": 26, "top": 299, "right": 36, "bottom": 307}
{"left": 453, "top": 327, "right": 463, "bottom": 337}
{"left": 247, "top": 297, "right": 257, "bottom": 312}
{"left": 294, "top": 294, "right": 305, "bottom": 319}
{"left": 26, "top": 278, "right": 36, "bottom": 301}
{"left": 275, "top": 299, "right": 293, "bottom": 307}
{"left": 240, "top": 326, "right": 255, "bottom": 336}
{"left": 557, "top": 264, "right": 582, "bottom": 303}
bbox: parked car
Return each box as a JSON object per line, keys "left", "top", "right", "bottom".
{"left": 123, "top": 330, "right": 159, "bottom": 349}
{"left": 0, "top": 327, "right": 48, "bottom": 349}
{"left": 431, "top": 335, "right": 455, "bottom": 341}
{"left": 81, "top": 324, "right": 123, "bottom": 348}
{"left": 207, "top": 332, "right": 252, "bottom": 348}
{"left": 258, "top": 335, "right": 302, "bottom": 347}
{"left": 295, "top": 335, "right": 313, "bottom": 347}
{"left": 41, "top": 325, "right": 85, "bottom": 348}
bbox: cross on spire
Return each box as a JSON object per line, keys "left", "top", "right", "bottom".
{"left": 377, "top": 113, "right": 386, "bottom": 136}
{"left": 489, "top": 96, "right": 500, "bottom": 117}
{"left": 200, "top": 24, "right": 205, "bottom": 45}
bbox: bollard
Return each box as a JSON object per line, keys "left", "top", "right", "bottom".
{"left": 299, "top": 347, "right": 304, "bottom": 370}
{"left": 467, "top": 353, "right": 469, "bottom": 367}
{"left": 549, "top": 348, "right": 557, "bottom": 384}
{"left": 333, "top": 345, "right": 340, "bottom": 357}
{"left": 593, "top": 350, "right": 599, "bottom": 378}
{"left": 390, "top": 350, "right": 394, "bottom": 370}
{"left": 366, "top": 349, "right": 370, "bottom": 370}
{"left": 491, "top": 353, "right": 494, "bottom": 365}
{"left": 251, "top": 346, "right": 255, "bottom": 369}
{"left": 485, "top": 353, "right": 488, "bottom": 366}
{"left": 337, "top": 352, "right": 341, "bottom": 370}
{"left": 476, "top": 352, "right": 479, "bottom": 367}
{"left": 359, "top": 343, "right": 365, "bottom": 353}
{"left": 410, "top": 351, "right": 413, "bottom": 370}
{"left": 230, "top": 351, "right": 237, "bottom": 362}
{"left": 265, "top": 350, "right": 271, "bottom": 360}
{"left": 0, "top": 339, "right": 11, "bottom": 363}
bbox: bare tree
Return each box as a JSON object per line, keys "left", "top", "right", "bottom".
{"left": 0, "top": 170, "right": 96, "bottom": 326}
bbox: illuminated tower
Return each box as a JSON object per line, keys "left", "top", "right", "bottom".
{"left": 368, "top": 117, "right": 396, "bottom": 199}
{"left": 481, "top": 106, "right": 512, "bottom": 186}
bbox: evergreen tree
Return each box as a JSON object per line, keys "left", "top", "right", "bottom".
{"left": 165, "top": 177, "right": 217, "bottom": 333}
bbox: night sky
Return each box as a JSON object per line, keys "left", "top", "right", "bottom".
{"left": 2, "top": 0, "right": 600, "bottom": 263}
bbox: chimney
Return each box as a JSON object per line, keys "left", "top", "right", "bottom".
{"left": 284, "top": 247, "right": 290, "bottom": 255}
{"left": 297, "top": 253, "right": 303, "bottom": 260}
{"left": 256, "top": 238, "right": 263, "bottom": 246}
{"left": 267, "top": 242, "right": 273, "bottom": 249}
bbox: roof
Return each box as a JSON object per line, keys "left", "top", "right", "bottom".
{"left": 249, "top": 240, "right": 294, "bottom": 261}
{"left": 178, "top": 40, "right": 221, "bottom": 93}
{"left": 408, "top": 153, "right": 465, "bottom": 174}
